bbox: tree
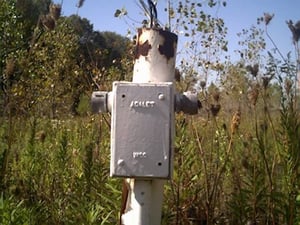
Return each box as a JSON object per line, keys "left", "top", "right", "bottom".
{"left": 0, "top": 0, "right": 27, "bottom": 116}
{"left": 15, "top": 0, "right": 51, "bottom": 39}
{"left": 0, "top": 0, "right": 131, "bottom": 117}
{"left": 64, "top": 15, "right": 132, "bottom": 114}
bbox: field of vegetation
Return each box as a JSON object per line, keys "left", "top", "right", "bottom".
{"left": 1, "top": 0, "right": 299, "bottom": 224}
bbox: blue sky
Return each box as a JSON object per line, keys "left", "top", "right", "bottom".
{"left": 57, "top": 0, "right": 300, "bottom": 60}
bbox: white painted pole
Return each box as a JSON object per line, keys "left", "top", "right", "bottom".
{"left": 121, "top": 28, "right": 178, "bottom": 225}
{"left": 133, "top": 28, "right": 177, "bottom": 83}
{"left": 121, "top": 180, "right": 152, "bottom": 224}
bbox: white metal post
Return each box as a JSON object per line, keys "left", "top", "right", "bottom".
{"left": 121, "top": 28, "right": 178, "bottom": 225}
{"left": 91, "top": 27, "right": 199, "bottom": 225}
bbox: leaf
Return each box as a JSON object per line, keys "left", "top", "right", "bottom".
{"left": 100, "top": 211, "right": 113, "bottom": 225}
{"left": 114, "top": 7, "right": 127, "bottom": 17}
{"left": 114, "top": 9, "right": 122, "bottom": 17}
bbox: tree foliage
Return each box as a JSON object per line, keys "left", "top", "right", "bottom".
{"left": 0, "top": 0, "right": 131, "bottom": 117}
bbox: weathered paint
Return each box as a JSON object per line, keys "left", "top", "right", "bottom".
{"left": 122, "top": 28, "right": 178, "bottom": 225}
{"left": 135, "top": 28, "right": 177, "bottom": 61}
{"left": 133, "top": 28, "right": 178, "bottom": 83}
{"left": 158, "top": 29, "right": 178, "bottom": 60}
{"left": 135, "top": 40, "right": 152, "bottom": 59}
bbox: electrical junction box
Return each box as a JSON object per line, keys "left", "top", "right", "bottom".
{"left": 110, "top": 82, "right": 174, "bottom": 179}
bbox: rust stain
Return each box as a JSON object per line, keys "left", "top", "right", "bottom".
{"left": 135, "top": 40, "right": 152, "bottom": 59}
{"left": 158, "top": 29, "right": 178, "bottom": 60}
{"left": 134, "top": 28, "right": 178, "bottom": 60}
{"left": 135, "top": 29, "right": 152, "bottom": 59}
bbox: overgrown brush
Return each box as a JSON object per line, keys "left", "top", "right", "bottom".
{"left": 1, "top": 2, "right": 300, "bottom": 223}
{"left": 0, "top": 116, "right": 122, "bottom": 224}
{"left": 162, "top": 52, "right": 300, "bottom": 225}
{"left": 0, "top": 82, "right": 299, "bottom": 225}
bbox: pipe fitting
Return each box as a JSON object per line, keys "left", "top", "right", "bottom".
{"left": 91, "top": 91, "right": 111, "bottom": 113}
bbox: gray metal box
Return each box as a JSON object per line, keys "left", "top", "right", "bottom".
{"left": 110, "top": 82, "right": 174, "bottom": 179}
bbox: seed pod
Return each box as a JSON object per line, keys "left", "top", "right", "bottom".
{"left": 287, "top": 20, "right": 300, "bottom": 43}
{"left": 242, "top": 157, "right": 251, "bottom": 170}
{"left": 251, "top": 64, "right": 259, "bottom": 77}
{"left": 284, "top": 79, "right": 292, "bottom": 96}
{"left": 5, "top": 58, "right": 15, "bottom": 78}
{"left": 77, "top": 0, "right": 85, "bottom": 8}
{"left": 210, "top": 103, "right": 221, "bottom": 117}
{"left": 41, "top": 14, "right": 55, "bottom": 30}
{"left": 200, "top": 80, "right": 206, "bottom": 89}
{"left": 49, "top": 3, "right": 61, "bottom": 20}
{"left": 212, "top": 91, "right": 220, "bottom": 102}
{"left": 247, "top": 86, "right": 259, "bottom": 106}
{"left": 231, "top": 109, "right": 241, "bottom": 135}
{"left": 264, "top": 13, "right": 274, "bottom": 26}
{"left": 246, "top": 64, "right": 259, "bottom": 77}
{"left": 260, "top": 122, "right": 268, "bottom": 132}
{"left": 262, "top": 76, "right": 270, "bottom": 89}
{"left": 39, "top": 131, "right": 46, "bottom": 143}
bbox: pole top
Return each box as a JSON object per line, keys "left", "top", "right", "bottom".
{"left": 133, "top": 28, "right": 178, "bottom": 83}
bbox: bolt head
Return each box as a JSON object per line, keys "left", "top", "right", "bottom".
{"left": 158, "top": 94, "right": 165, "bottom": 100}
{"left": 117, "top": 159, "right": 124, "bottom": 166}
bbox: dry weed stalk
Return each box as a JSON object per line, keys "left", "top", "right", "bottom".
{"left": 212, "top": 91, "right": 220, "bottom": 102}
{"left": 284, "top": 78, "right": 293, "bottom": 96}
{"left": 247, "top": 84, "right": 259, "bottom": 106}
{"left": 230, "top": 109, "right": 241, "bottom": 135}
{"left": 5, "top": 58, "right": 15, "bottom": 77}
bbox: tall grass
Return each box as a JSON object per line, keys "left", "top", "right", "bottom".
{"left": 162, "top": 55, "right": 300, "bottom": 225}
{"left": 0, "top": 59, "right": 299, "bottom": 224}
{"left": 0, "top": 115, "right": 122, "bottom": 224}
